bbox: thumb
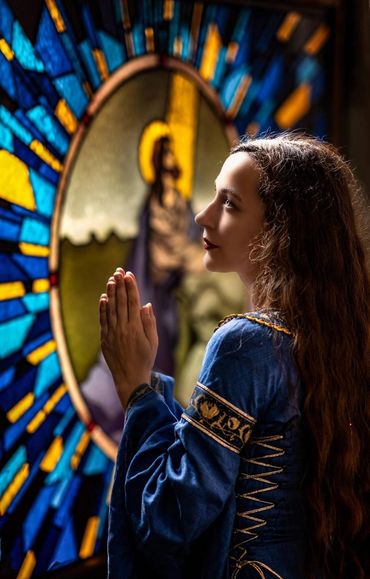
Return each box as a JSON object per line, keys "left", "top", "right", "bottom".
{"left": 141, "top": 303, "right": 158, "bottom": 346}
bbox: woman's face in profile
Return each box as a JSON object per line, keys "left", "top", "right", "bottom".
{"left": 195, "top": 152, "right": 265, "bottom": 284}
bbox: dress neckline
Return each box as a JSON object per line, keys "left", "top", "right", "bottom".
{"left": 215, "top": 308, "right": 292, "bottom": 336}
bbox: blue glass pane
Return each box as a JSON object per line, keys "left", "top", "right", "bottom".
{"left": 23, "top": 485, "right": 55, "bottom": 550}
{"left": 46, "top": 422, "right": 85, "bottom": 484}
{"left": 13, "top": 254, "right": 49, "bottom": 278}
{"left": 258, "top": 55, "right": 283, "bottom": 101}
{"left": 297, "top": 56, "right": 319, "bottom": 84}
{"left": 233, "top": 9, "right": 251, "bottom": 43}
{"left": 12, "top": 21, "right": 44, "bottom": 72}
{"left": 78, "top": 39, "right": 101, "bottom": 90}
{"left": 20, "top": 217, "right": 50, "bottom": 246}
{"left": 311, "top": 71, "right": 325, "bottom": 101}
{"left": 53, "top": 391, "right": 70, "bottom": 414}
{"left": 51, "top": 470, "right": 74, "bottom": 509}
{"left": 26, "top": 310, "right": 52, "bottom": 341}
{"left": 97, "top": 31, "right": 125, "bottom": 72}
{"left": 51, "top": 517, "right": 78, "bottom": 567}
{"left": 26, "top": 106, "right": 69, "bottom": 156}
{"left": 81, "top": 5, "right": 99, "bottom": 47}
{"left": 240, "top": 81, "right": 259, "bottom": 116}
{"left": 0, "top": 298, "right": 26, "bottom": 322}
{"left": 34, "top": 352, "right": 61, "bottom": 397}
{"left": 59, "top": 33, "right": 88, "bottom": 84}
{"left": 0, "top": 217, "right": 20, "bottom": 241}
{"left": 52, "top": 475, "right": 82, "bottom": 527}
{"left": 0, "top": 119, "right": 14, "bottom": 152}
{"left": 132, "top": 24, "right": 145, "bottom": 56}
{"left": 29, "top": 169, "right": 56, "bottom": 218}
{"left": 0, "top": 314, "right": 35, "bottom": 359}
{"left": 0, "top": 367, "right": 15, "bottom": 391}
{"left": 0, "top": 0, "right": 14, "bottom": 42}
{"left": 0, "top": 256, "right": 27, "bottom": 283}
{"left": 0, "top": 446, "right": 27, "bottom": 495}
{"left": 35, "top": 8, "right": 73, "bottom": 77}
{"left": 54, "top": 407, "right": 75, "bottom": 437}
{"left": 83, "top": 443, "right": 109, "bottom": 475}
{"left": 53, "top": 74, "right": 88, "bottom": 118}
{"left": 0, "top": 105, "right": 33, "bottom": 145}
{"left": 22, "top": 292, "right": 50, "bottom": 314}
{"left": 213, "top": 47, "right": 228, "bottom": 89}
{"left": 220, "top": 69, "right": 246, "bottom": 109}
{"left": 0, "top": 55, "right": 16, "bottom": 100}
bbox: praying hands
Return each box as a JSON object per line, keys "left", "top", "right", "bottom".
{"left": 98, "top": 268, "right": 159, "bottom": 409}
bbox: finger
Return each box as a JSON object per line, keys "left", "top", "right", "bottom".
{"left": 115, "top": 267, "right": 125, "bottom": 276}
{"left": 99, "top": 294, "right": 108, "bottom": 337}
{"left": 140, "top": 303, "right": 158, "bottom": 346}
{"left": 106, "top": 277, "right": 117, "bottom": 329}
{"left": 125, "top": 272, "right": 141, "bottom": 323}
{"left": 114, "top": 271, "right": 128, "bottom": 327}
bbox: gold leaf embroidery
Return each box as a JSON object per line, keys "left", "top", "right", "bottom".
{"left": 228, "top": 417, "right": 241, "bottom": 430}
{"left": 199, "top": 399, "right": 220, "bottom": 419}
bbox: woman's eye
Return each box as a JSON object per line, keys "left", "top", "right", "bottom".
{"left": 223, "top": 197, "right": 235, "bottom": 209}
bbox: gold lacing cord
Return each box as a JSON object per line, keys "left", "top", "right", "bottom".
{"left": 230, "top": 559, "right": 284, "bottom": 579}
{"left": 229, "top": 435, "right": 285, "bottom": 574}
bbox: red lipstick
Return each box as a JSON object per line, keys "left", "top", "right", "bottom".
{"left": 203, "top": 237, "right": 219, "bottom": 250}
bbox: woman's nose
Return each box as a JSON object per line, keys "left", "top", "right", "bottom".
{"left": 195, "top": 202, "right": 214, "bottom": 227}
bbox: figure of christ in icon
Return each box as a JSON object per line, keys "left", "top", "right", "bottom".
{"left": 81, "top": 128, "right": 204, "bottom": 443}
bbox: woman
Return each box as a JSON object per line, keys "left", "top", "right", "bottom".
{"left": 99, "top": 133, "right": 370, "bottom": 579}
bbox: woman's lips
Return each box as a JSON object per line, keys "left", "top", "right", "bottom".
{"left": 203, "top": 237, "right": 220, "bottom": 250}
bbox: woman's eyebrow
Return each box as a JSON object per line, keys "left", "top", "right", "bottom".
{"left": 214, "top": 183, "right": 242, "bottom": 202}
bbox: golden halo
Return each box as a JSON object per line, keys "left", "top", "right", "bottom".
{"left": 138, "top": 120, "right": 171, "bottom": 184}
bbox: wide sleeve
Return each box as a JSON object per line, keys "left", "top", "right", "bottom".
{"left": 108, "top": 318, "right": 274, "bottom": 577}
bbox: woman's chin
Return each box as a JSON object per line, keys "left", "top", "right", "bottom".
{"left": 203, "top": 254, "right": 229, "bottom": 273}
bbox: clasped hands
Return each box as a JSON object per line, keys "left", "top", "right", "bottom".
{"left": 99, "top": 268, "right": 158, "bottom": 409}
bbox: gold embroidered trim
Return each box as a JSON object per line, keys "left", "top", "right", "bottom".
{"left": 181, "top": 414, "right": 239, "bottom": 454}
{"left": 215, "top": 312, "right": 292, "bottom": 336}
{"left": 183, "top": 384, "right": 255, "bottom": 453}
{"left": 245, "top": 315, "right": 292, "bottom": 336}
{"left": 197, "top": 382, "right": 256, "bottom": 423}
{"left": 229, "top": 435, "right": 285, "bottom": 573}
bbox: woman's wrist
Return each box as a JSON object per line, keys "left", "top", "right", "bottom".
{"left": 115, "top": 373, "right": 152, "bottom": 409}
{"left": 125, "top": 382, "right": 154, "bottom": 410}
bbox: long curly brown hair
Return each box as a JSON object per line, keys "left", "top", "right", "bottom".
{"left": 231, "top": 133, "right": 370, "bottom": 579}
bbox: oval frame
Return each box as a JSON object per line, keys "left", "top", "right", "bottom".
{"left": 49, "top": 55, "right": 238, "bottom": 460}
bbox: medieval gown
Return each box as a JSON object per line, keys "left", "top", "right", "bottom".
{"left": 107, "top": 309, "right": 310, "bottom": 578}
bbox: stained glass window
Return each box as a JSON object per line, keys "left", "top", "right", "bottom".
{"left": 0, "top": 0, "right": 338, "bottom": 576}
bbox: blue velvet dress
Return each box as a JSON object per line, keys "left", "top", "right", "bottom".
{"left": 107, "top": 310, "right": 310, "bottom": 578}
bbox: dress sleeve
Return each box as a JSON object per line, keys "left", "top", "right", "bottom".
{"left": 108, "top": 318, "right": 273, "bottom": 574}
